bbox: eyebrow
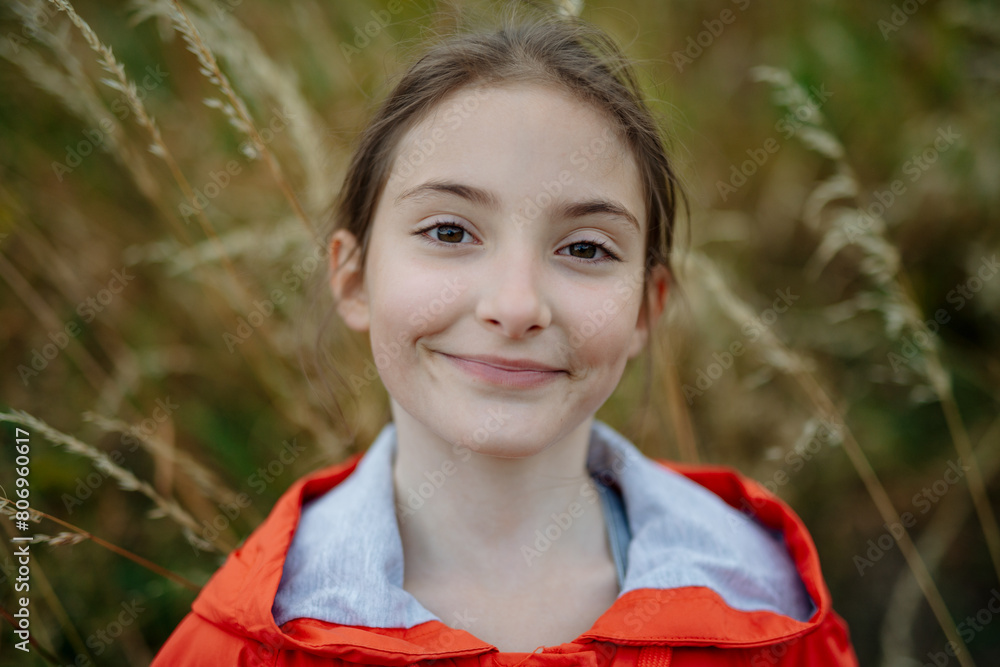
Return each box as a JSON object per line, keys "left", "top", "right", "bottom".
{"left": 394, "top": 180, "right": 641, "bottom": 235}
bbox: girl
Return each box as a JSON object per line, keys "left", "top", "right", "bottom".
{"left": 154, "top": 8, "right": 858, "bottom": 666}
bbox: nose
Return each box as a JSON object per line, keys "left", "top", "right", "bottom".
{"left": 474, "top": 250, "right": 552, "bottom": 339}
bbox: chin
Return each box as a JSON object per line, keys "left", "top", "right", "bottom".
{"left": 436, "top": 411, "right": 575, "bottom": 460}
{"left": 462, "top": 439, "right": 551, "bottom": 460}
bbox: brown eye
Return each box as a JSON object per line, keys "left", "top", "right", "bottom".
{"left": 434, "top": 225, "right": 466, "bottom": 243}
{"left": 558, "top": 238, "right": 620, "bottom": 263}
{"left": 567, "top": 242, "right": 598, "bottom": 259}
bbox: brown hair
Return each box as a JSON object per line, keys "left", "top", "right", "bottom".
{"left": 314, "top": 4, "right": 688, "bottom": 437}
{"left": 332, "top": 8, "right": 683, "bottom": 289}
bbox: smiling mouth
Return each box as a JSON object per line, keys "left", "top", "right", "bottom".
{"left": 438, "top": 352, "right": 566, "bottom": 389}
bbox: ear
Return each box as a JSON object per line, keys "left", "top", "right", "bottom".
{"left": 627, "top": 263, "right": 671, "bottom": 359}
{"left": 329, "top": 229, "right": 370, "bottom": 332}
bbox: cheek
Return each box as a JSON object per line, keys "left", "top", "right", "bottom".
{"left": 369, "top": 262, "right": 466, "bottom": 346}
{"left": 565, "top": 285, "right": 642, "bottom": 366}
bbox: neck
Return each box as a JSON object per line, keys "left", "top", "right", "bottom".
{"left": 390, "top": 402, "right": 611, "bottom": 587}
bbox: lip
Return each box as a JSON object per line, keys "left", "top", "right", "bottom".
{"left": 440, "top": 352, "right": 566, "bottom": 389}
{"left": 451, "top": 353, "right": 563, "bottom": 372}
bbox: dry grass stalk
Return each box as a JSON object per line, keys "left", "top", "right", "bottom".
{"left": 32, "top": 0, "right": 254, "bottom": 339}
{"left": 31, "top": 1, "right": 341, "bottom": 452}
{"left": 169, "top": 0, "right": 336, "bottom": 216}
{"left": 751, "top": 65, "right": 991, "bottom": 667}
{"left": 0, "top": 602, "right": 62, "bottom": 664}
{"left": 127, "top": 216, "right": 306, "bottom": 275}
{"left": 1, "top": 498, "right": 200, "bottom": 593}
{"left": 0, "top": 496, "right": 44, "bottom": 526}
{"left": 45, "top": 0, "right": 264, "bottom": 300}
{"left": 654, "top": 320, "right": 700, "bottom": 463}
{"left": 31, "top": 532, "right": 89, "bottom": 546}
{"left": 0, "top": 409, "right": 218, "bottom": 554}
{"left": 0, "top": 502, "right": 93, "bottom": 661}
{"left": 41, "top": 0, "right": 296, "bottom": 357}
{"left": 161, "top": 0, "right": 318, "bottom": 243}
{"left": 0, "top": 252, "right": 111, "bottom": 397}
{"left": 695, "top": 239, "right": 974, "bottom": 664}
{"left": 879, "top": 416, "right": 1000, "bottom": 666}
{"left": 0, "top": 22, "right": 162, "bottom": 202}
{"left": 756, "top": 66, "right": 1000, "bottom": 581}
{"left": 792, "top": 361, "right": 975, "bottom": 667}
{"left": 896, "top": 270, "right": 1000, "bottom": 578}
{"left": 83, "top": 410, "right": 260, "bottom": 522}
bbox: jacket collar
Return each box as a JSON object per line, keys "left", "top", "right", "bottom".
{"left": 191, "top": 421, "right": 833, "bottom": 662}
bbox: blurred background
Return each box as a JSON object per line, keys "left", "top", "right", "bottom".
{"left": 1, "top": 0, "right": 998, "bottom": 664}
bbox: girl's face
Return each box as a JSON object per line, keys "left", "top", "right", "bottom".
{"left": 332, "top": 82, "right": 668, "bottom": 458}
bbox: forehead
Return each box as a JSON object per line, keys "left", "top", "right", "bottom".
{"left": 384, "top": 82, "right": 645, "bottom": 226}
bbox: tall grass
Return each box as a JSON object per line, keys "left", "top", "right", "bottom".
{"left": 1, "top": 0, "right": 997, "bottom": 665}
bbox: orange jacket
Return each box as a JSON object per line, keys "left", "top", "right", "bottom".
{"left": 153, "top": 432, "right": 858, "bottom": 666}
